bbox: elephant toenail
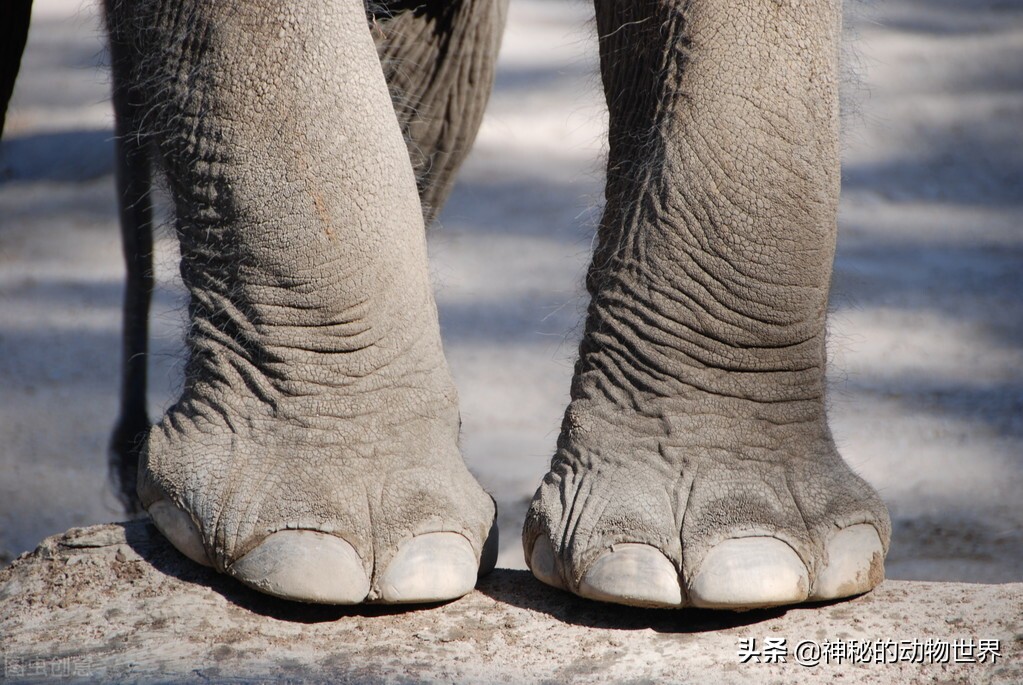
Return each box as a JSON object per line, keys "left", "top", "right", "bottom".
{"left": 689, "top": 537, "right": 809, "bottom": 609}
{"left": 147, "top": 499, "right": 212, "bottom": 567}
{"left": 379, "top": 532, "right": 478, "bottom": 603}
{"left": 230, "top": 530, "right": 370, "bottom": 604}
{"left": 578, "top": 543, "right": 682, "bottom": 608}
{"left": 810, "top": 524, "right": 885, "bottom": 600}
{"left": 527, "top": 536, "right": 565, "bottom": 591}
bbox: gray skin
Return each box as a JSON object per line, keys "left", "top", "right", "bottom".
{"left": 103, "top": 0, "right": 890, "bottom": 608}
{"left": 104, "top": 0, "right": 507, "bottom": 515}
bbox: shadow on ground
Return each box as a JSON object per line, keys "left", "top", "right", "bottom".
{"left": 0, "top": 128, "right": 114, "bottom": 183}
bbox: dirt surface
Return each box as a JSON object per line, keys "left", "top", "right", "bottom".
{"left": 1, "top": 0, "right": 1021, "bottom": 583}
{"left": 0, "top": 521, "right": 1020, "bottom": 684}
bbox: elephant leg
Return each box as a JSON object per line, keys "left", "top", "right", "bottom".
{"left": 523, "top": 0, "right": 891, "bottom": 609}
{"left": 106, "top": 0, "right": 496, "bottom": 604}
{"left": 369, "top": 0, "right": 508, "bottom": 225}
{"left": 105, "top": 5, "right": 155, "bottom": 516}
{"left": 102, "top": 0, "right": 505, "bottom": 516}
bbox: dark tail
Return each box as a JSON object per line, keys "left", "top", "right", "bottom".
{"left": 1, "top": 0, "right": 33, "bottom": 141}
{"left": 105, "top": 1, "right": 154, "bottom": 516}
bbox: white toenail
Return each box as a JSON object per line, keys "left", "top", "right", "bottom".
{"left": 689, "top": 537, "right": 809, "bottom": 610}
{"left": 528, "top": 537, "right": 565, "bottom": 590}
{"left": 231, "top": 530, "right": 369, "bottom": 604}
{"left": 578, "top": 544, "right": 682, "bottom": 608}
{"left": 811, "top": 524, "right": 885, "bottom": 600}
{"left": 148, "top": 499, "right": 212, "bottom": 567}
{"left": 379, "top": 532, "right": 478, "bottom": 603}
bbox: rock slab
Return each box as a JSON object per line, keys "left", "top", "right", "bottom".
{"left": 0, "top": 522, "right": 1020, "bottom": 684}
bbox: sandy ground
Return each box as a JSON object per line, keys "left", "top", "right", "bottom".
{"left": 3, "top": 522, "right": 1021, "bottom": 684}
{"left": 0, "top": 0, "right": 1020, "bottom": 585}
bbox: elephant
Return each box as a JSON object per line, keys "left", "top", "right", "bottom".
{"left": 13, "top": 0, "right": 892, "bottom": 609}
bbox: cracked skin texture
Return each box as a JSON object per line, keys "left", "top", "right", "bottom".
{"left": 523, "top": 0, "right": 890, "bottom": 608}
{"left": 104, "top": 0, "right": 889, "bottom": 608}
{"left": 107, "top": 0, "right": 499, "bottom": 602}
{"left": 370, "top": 0, "right": 508, "bottom": 226}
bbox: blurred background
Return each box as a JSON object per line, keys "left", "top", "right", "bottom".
{"left": 1, "top": 0, "right": 1021, "bottom": 581}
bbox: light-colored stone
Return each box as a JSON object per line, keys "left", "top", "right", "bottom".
{"left": 1, "top": 522, "right": 1019, "bottom": 684}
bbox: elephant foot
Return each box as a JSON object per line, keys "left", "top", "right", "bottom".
{"left": 138, "top": 326, "right": 497, "bottom": 605}
{"left": 523, "top": 404, "right": 891, "bottom": 610}
{"left": 151, "top": 506, "right": 495, "bottom": 605}
{"left": 141, "top": 403, "right": 497, "bottom": 605}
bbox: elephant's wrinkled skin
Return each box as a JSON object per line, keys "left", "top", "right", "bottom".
{"left": 93, "top": 0, "right": 890, "bottom": 608}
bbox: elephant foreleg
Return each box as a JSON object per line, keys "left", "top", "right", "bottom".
{"left": 524, "top": 0, "right": 891, "bottom": 610}
{"left": 370, "top": 0, "right": 508, "bottom": 224}
{"left": 107, "top": 0, "right": 496, "bottom": 604}
{"left": 103, "top": 0, "right": 505, "bottom": 515}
